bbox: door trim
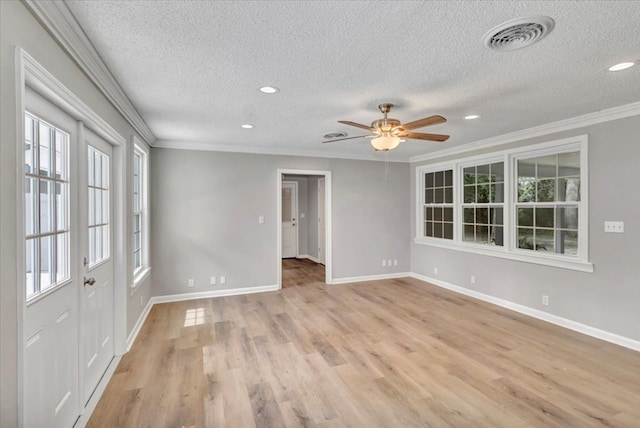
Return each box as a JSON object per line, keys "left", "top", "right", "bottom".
{"left": 277, "top": 169, "right": 332, "bottom": 287}
{"left": 281, "top": 181, "right": 299, "bottom": 258}
{"left": 15, "top": 47, "right": 127, "bottom": 425}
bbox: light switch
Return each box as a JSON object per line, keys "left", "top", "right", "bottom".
{"left": 604, "top": 221, "right": 624, "bottom": 233}
{"left": 300, "top": 213, "right": 306, "bottom": 219}
{"left": 258, "top": 216, "right": 264, "bottom": 224}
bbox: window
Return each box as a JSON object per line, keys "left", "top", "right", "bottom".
{"left": 462, "top": 161, "right": 504, "bottom": 246}
{"left": 515, "top": 151, "right": 580, "bottom": 255}
{"left": 415, "top": 136, "right": 589, "bottom": 271}
{"left": 25, "top": 112, "right": 70, "bottom": 299}
{"left": 422, "top": 169, "right": 454, "bottom": 239}
{"left": 132, "top": 141, "right": 149, "bottom": 287}
{"left": 87, "top": 146, "right": 110, "bottom": 266}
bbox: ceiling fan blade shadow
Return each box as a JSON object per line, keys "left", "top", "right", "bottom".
{"left": 322, "top": 135, "right": 372, "bottom": 143}
{"left": 338, "top": 120, "right": 375, "bottom": 131}
{"left": 399, "top": 115, "right": 446, "bottom": 131}
{"left": 400, "top": 131, "right": 450, "bottom": 142}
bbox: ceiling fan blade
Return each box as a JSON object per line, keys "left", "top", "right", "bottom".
{"left": 399, "top": 115, "right": 446, "bottom": 131}
{"left": 322, "top": 135, "right": 371, "bottom": 143}
{"left": 338, "top": 120, "right": 375, "bottom": 131}
{"left": 400, "top": 132, "right": 450, "bottom": 142}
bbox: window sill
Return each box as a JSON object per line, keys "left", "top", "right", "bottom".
{"left": 413, "top": 237, "right": 594, "bottom": 273}
{"left": 131, "top": 266, "right": 151, "bottom": 295}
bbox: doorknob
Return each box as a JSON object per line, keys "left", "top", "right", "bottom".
{"left": 84, "top": 277, "right": 96, "bottom": 286}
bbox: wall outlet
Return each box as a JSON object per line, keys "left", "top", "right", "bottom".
{"left": 188, "top": 278, "right": 195, "bottom": 288}
{"left": 542, "top": 295, "right": 549, "bottom": 306}
{"left": 393, "top": 259, "right": 398, "bottom": 267}
{"left": 387, "top": 259, "right": 392, "bottom": 267}
{"left": 258, "top": 216, "right": 265, "bottom": 224}
{"left": 604, "top": 221, "right": 624, "bottom": 233}
{"left": 210, "top": 276, "right": 216, "bottom": 285}
{"left": 382, "top": 260, "right": 387, "bottom": 267}
{"left": 434, "top": 267, "right": 438, "bottom": 275}
{"left": 300, "top": 213, "right": 305, "bottom": 219}
{"left": 220, "top": 276, "right": 226, "bottom": 285}
{"left": 470, "top": 275, "right": 476, "bottom": 284}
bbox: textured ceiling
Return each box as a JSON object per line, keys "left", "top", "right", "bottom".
{"left": 65, "top": 0, "right": 640, "bottom": 161}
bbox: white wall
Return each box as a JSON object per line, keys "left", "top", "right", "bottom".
{"left": 0, "top": 3, "right": 152, "bottom": 425}
{"left": 410, "top": 115, "right": 640, "bottom": 341}
{"left": 150, "top": 149, "right": 410, "bottom": 294}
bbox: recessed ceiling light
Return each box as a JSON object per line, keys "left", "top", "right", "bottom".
{"left": 241, "top": 123, "right": 254, "bottom": 129}
{"left": 259, "top": 86, "right": 279, "bottom": 94}
{"left": 608, "top": 62, "right": 635, "bottom": 72}
{"left": 464, "top": 114, "right": 480, "bottom": 120}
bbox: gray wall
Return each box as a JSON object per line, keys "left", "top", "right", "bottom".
{"left": 150, "top": 149, "right": 410, "bottom": 295}
{"left": 411, "top": 115, "right": 640, "bottom": 341}
{"left": 0, "top": 3, "right": 152, "bottom": 425}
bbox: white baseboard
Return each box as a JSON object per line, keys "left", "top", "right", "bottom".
{"left": 126, "top": 298, "right": 154, "bottom": 352}
{"left": 297, "top": 254, "right": 322, "bottom": 264}
{"left": 409, "top": 272, "right": 640, "bottom": 352}
{"left": 331, "top": 272, "right": 410, "bottom": 285}
{"left": 151, "top": 284, "right": 280, "bottom": 305}
{"left": 73, "top": 355, "right": 122, "bottom": 428}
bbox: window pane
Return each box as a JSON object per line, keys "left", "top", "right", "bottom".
{"left": 25, "top": 177, "right": 37, "bottom": 236}
{"left": 56, "top": 183, "right": 68, "bottom": 231}
{"left": 463, "top": 225, "right": 474, "bottom": 242}
{"left": 38, "top": 123, "right": 52, "bottom": 177}
{"left": 433, "top": 207, "right": 442, "bottom": 221}
{"left": 476, "top": 207, "right": 488, "bottom": 224}
{"left": 492, "top": 182, "right": 504, "bottom": 203}
{"left": 477, "top": 184, "right": 490, "bottom": 203}
{"left": 425, "top": 206, "right": 433, "bottom": 221}
{"left": 25, "top": 117, "right": 36, "bottom": 174}
{"left": 444, "top": 169, "right": 453, "bottom": 186}
{"left": 88, "top": 149, "right": 94, "bottom": 187}
{"left": 518, "top": 228, "right": 534, "bottom": 249}
{"left": 558, "top": 207, "right": 578, "bottom": 230}
{"left": 443, "top": 223, "right": 453, "bottom": 239}
{"left": 537, "top": 155, "right": 557, "bottom": 179}
{"left": 425, "top": 222, "right": 433, "bottom": 237}
{"left": 102, "top": 154, "right": 109, "bottom": 189}
{"left": 518, "top": 178, "right": 535, "bottom": 202}
{"left": 443, "top": 207, "right": 453, "bottom": 222}
{"left": 476, "top": 164, "right": 490, "bottom": 183}
{"left": 102, "top": 189, "right": 109, "bottom": 223}
{"left": 94, "top": 150, "right": 102, "bottom": 188}
{"left": 518, "top": 208, "right": 534, "bottom": 227}
{"left": 464, "top": 208, "right": 475, "bottom": 223}
{"left": 558, "top": 177, "right": 580, "bottom": 202}
{"left": 434, "top": 171, "right": 444, "bottom": 187}
{"left": 559, "top": 230, "right": 578, "bottom": 255}
{"left": 434, "top": 188, "right": 443, "bottom": 204}
{"left": 134, "top": 213, "right": 141, "bottom": 234}
{"left": 425, "top": 189, "right": 433, "bottom": 204}
{"left": 535, "top": 207, "right": 554, "bottom": 228}
{"left": 39, "top": 235, "right": 54, "bottom": 290}
{"left": 55, "top": 131, "right": 67, "bottom": 180}
{"left": 134, "top": 231, "right": 141, "bottom": 252}
{"left": 463, "top": 167, "right": 475, "bottom": 185}
{"left": 134, "top": 250, "right": 141, "bottom": 270}
{"left": 26, "top": 238, "right": 37, "bottom": 298}
{"left": 89, "top": 227, "right": 96, "bottom": 265}
{"left": 425, "top": 172, "right": 434, "bottom": 188}
{"left": 56, "top": 232, "right": 69, "bottom": 283}
{"left": 433, "top": 223, "right": 443, "bottom": 238}
{"left": 490, "top": 162, "right": 504, "bottom": 182}
{"left": 491, "top": 226, "right": 503, "bottom": 246}
{"left": 39, "top": 179, "right": 54, "bottom": 234}
{"left": 476, "top": 226, "right": 489, "bottom": 244}
{"left": 537, "top": 179, "right": 556, "bottom": 202}
{"left": 444, "top": 187, "right": 453, "bottom": 204}
{"left": 464, "top": 185, "right": 475, "bottom": 203}
{"left": 102, "top": 225, "right": 109, "bottom": 260}
{"left": 535, "top": 228, "right": 554, "bottom": 252}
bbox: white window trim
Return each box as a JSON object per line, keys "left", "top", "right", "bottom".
{"left": 415, "top": 135, "right": 592, "bottom": 273}
{"left": 131, "top": 137, "right": 150, "bottom": 293}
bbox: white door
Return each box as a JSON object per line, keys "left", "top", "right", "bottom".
{"left": 80, "top": 129, "right": 114, "bottom": 404}
{"left": 22, "top": 87, "right": 114, "bottom": 427}
{"left": 318, "top": 177, "right": 326, "bottom": 264}
{"left": 23, "top": 88, "right": 80, "bottom": 428}
{"left": 282, "top": 181, "right": 298, "bottom": 258}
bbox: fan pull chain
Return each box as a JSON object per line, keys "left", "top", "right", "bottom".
{"left": 385, "top": 151, "right": 389, "bottom": 184}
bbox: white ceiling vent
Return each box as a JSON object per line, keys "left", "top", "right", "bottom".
{"left": 483, "top": 16, "right": 555, "bottom": 51}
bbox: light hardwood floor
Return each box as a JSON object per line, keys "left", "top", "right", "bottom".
{"left": 282, "top": 258, "right": 325, "bottom": 288}
{"left": 88, "top": 277, "right": 640, "bottom": 427}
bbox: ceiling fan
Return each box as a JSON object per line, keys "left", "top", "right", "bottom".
{"left": 324, "top": 103, "right": 449, "bottom": 151}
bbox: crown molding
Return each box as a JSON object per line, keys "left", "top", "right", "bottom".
{"left": 410, "top": 101, "right": 640, "bottom": 163}
{"left": 153, "top": 140, "right": 410, "bottom": 163}
{"left": 24, "top": 0, "right": 156, "bottom": 145}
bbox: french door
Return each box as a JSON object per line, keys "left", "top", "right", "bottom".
{"left": 23, "top": 87, "right": 114, "bottom": 427}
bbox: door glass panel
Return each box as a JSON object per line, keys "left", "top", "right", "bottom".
{"left": 88, "top": 146, "right": 110, "bottom": 267}
{"left": 282, "top": 187, "right": 292, "bottom": 221}
{"left": 24, "top": 113, "right": 70, "bottom": 299}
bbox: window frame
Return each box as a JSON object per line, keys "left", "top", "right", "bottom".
{"left": 131, "top": 139, "right": 150, "bottom": 292}
{"left": 415, "top": 135, "right": 591, "bottom": 272}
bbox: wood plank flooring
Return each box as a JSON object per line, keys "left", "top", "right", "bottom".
{"left": 282, "top": 258, "right": 325, "bottom": 288}
{"left": 88, "top": 277, "right": 640, "bottom": 427}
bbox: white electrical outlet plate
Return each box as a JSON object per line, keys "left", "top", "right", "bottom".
{"left": 387, "top": 259, "right": 392, "bottom": 267}
{"left": 393, "top": 259, "right": 398, "bottom": 266}
{"left": 434, "top": 267, "right": 438, "bottom": 275}
{"left": 220, "top": 276, "right": 226, "bottom": 285}
{"left": 258, "top": 216, "right": 265, "bottom": 224}
{"left": 210, "top": 276, "right": 216, "bottom": 285}
{"left": 542, "top": 295, "right": 549, "bottom": 306}
{"left": 188, "top": 278, "right": 195, "bottom": 288}
{"left": 470, "top": 275, "right": 475, "bottom": 284}
{"left": 382, "top": 260, "right": 386, "bottom": 267}
{"left": 300, "top": 213, "right": 305, "bottom": 219}
{"left": 604, "top": 221, "right": 624, "bottom": 233}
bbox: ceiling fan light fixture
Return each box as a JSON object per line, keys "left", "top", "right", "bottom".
{"left": 371, "top": 135, "right": 401, "bottom": 151}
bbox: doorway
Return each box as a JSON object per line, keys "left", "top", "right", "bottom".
{"left": 277, "top": 170, "right": 332, "bottom": 288}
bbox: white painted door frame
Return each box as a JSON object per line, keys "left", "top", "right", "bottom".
{"left": 318, "top": 177, "right": 326, "bottom": 264}
{"left": 281, "top": 181, "right": 299, "bottom": 258}
{"left": 15, "top": 48, "right": 127, "bottom": 426}
{"left": 277, "top": 169, "right": 332, "bottom": 287}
